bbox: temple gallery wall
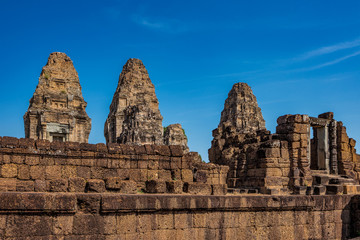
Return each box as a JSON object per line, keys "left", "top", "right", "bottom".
{"left": 0, "top": 52, "right": 359, "bottom": 239}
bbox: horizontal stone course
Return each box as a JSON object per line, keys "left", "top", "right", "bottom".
{"left": 0, "top": 137, "right": 183, "bottom": 157}
{"left": 0, "top": 192, "right": 358, "bottom": 239}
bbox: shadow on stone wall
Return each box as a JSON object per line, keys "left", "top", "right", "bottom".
{"left": 346, "top": 195, "right": 360, "bottom": 239}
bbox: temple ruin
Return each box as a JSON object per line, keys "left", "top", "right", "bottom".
{"left": 23, "top": 52, "right": 91, "bottom": 143}
{"left": 209, "top": 82, "right": 360, "bottom": 195}
{"left": 1, "top": 54, "right": 360, "bottom": 239}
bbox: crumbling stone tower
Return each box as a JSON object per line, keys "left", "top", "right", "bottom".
{"left": 104, "top": 58, "right": 164, "bottom": 145}
{"left": 209, "top": 82, "right": 268, "bottom": 188}
{"left": 23, "top": 52, "right": 91, "bottom": 143}
{"left": 104, "top": 58, "right": 189, "bottom": 151}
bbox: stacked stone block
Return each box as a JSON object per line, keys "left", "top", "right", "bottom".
{"left": 337, "top": 122, "right": 358, "bottom": 180}
{"left": 258, "top": 139, "right": 291, "bottom": 194}
{"left": 0, "top": 136, "right": 228, "bottom": 195}
{"left": 276, "top": 114, "right": 313, "bottom": 190}
{"left": 0, "top": 192, "right": 356, "bottom": 239}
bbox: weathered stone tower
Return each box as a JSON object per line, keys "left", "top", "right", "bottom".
{"left": 209, "top": 82, "right": 266, "bottom": 164}
{"left": 23, "top": 52, "right": 91, "bottom": 143}
{"left": 104, "top": 58, "right": 164, "bottom": 145}
{"left": 209, "top": 82, "right": 267, "bottom": 188}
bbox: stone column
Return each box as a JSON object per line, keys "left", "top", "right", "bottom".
{"left": 329, "top": 120, "right": 338, "bottom": 174}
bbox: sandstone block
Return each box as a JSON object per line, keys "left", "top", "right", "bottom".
{"left": 76, "top": 166, "right": 91, "bottom": 178}
{"left": 181, "top": 169, "right": 193, "bottom": 182}
{"left": 106, "top": 179, "right": 137, "bottom": 193}
{"left": 166, "top": 180, "right": 183, "bottom": 194}
{"left": 211, "top": 184, "right": 227, "bottom": 195}
{"left": 1, "top": 164, "right": 17, "bottom": 178}
{"left": 18, "top": 165, "right": 30, "bottom": 180}
{"left": 11, "top": 155, "right": 24, "bottom": 164}
{"left": 145, "top": 180, "right": 166, "bottom": 193}
{"left": 45, "top": 165, "right": 62, "bottom": 179}
{"left": 61, "top": 165, "right": 77, "bottom": 178}
{"left": 48, "top": 179, "right": 68, "bottom": 192}
{"left": 86, "top": 179, "right": 105, "bottom": 193}
{"left": 73, "top": 214, "right": 104, "bottom": 235}
{"left": 34, "top": 180, "right": 47, "bottom": 192}
{"left": 147, "top": 170, "right": 159, "bottom": 180}
{"left": 68, "top": 177, "right": 86, "bottom": 192}
{"left": 0, "top": 178, "right": 16, "bottom": 191}
{"left": 16, "top": 180, "right": 34, "bottom": 191}
{"left": 25, "top": 156, "right": 40, "bottom": 165}
{"left": 183, "top": 182, "right": 212, "bottom": 195}
{"left": 194, "top": 170, "right": 208, "bottom": 183}
{"left": 169, "top": 145, "right": 184, "bottom": 157}
{"left": 53, "top": 216, "right": 73, "bottom": 235}
{"left": 158, "top": 170, "right": 172, "bottom": 181}
{"left": 30, "top": 166, "right": 45, "bottom": 180}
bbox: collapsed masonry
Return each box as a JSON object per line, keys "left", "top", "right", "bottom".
{"left": 104, "top": 58, "right": 189, "bottom": 153}
{"left": 23, "top": 52, "right": 91, "bottom": 143}
{"left": 209, "top": 82, "right": 360, "bottom": 195}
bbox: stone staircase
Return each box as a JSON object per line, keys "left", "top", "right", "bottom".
{"left": 309, "top": 170, "right": 360, "bottom": 195}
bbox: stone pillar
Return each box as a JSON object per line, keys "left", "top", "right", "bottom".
{"left": 329, "top": 120, "right": 338, "bottom": 174}
{"left": 276, "top": 114, "right": 312, "bottom": 189}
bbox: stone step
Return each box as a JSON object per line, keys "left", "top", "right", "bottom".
{"left": 325, "top": 185, "right": 344, "bottom": 195}
{"left": 311, "top": 170, "right": 328, "bottom": 175}
{"left": 313, "top": 186, "right": 326, "bottom": 195}
{"left": 329, "top": 177, "right": 357, "bottom": 185}
{"left": 227, "top": 188, "right": 259, "bottom": 194}
{"left": 265, "top": 188, "right": 289, "bottom": 195}
{"left": 293, "top": 186, "right": 307, "bottom": 195}
{"left": 313, "top": 175, "right": 329, "bottom": 185}
{"left": 343, "top": 185, "right": 360, "bottom": 194}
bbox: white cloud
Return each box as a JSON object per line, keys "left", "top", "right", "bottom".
{"left": 294, "top": 37, "right": 360, "bottom": 62}
{"left": 294, "top": 50, "right": 360, "bottom": 72}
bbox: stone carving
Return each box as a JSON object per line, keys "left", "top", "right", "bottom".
{"left": 164, "top": 124, "right": 189, "bottom": 153}
{"left": 104, "top": 58, "right": 163, "bottom": 145}
{"left": 23, "top": 52, "right": 91, "bottom": 143}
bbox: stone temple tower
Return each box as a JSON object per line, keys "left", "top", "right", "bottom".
{"left": 104, "top": 58, "right": 163, "bottom": 145}
{"left": 24, "top": 52, "right": 91, "bottom": 143}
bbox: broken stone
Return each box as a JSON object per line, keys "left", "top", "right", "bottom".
{"left": 163, "top": 124, "right": 189, "bottom": 153}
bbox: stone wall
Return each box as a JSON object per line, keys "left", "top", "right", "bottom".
{"left": 0, "top": 136, "right": 228, "bottom": 195}
{"left": 337, "top": 122, "right": 359, "bottom": 180}
{"left": 276, "top": 114, "right": 313, "bottom": 190}
{"left": 0, "top": 192, "right": 358, "bottom": 239}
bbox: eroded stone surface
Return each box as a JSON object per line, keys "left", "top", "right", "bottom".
{"left": 219, "top": 82, "right": 265, "bottom": 134}
{"left": 104, "top": 58, "right": 163, "bottom": 145}
{"left": 23, "top": 52, "right": 91, "bottom": 143}
{"left": 164, "top": 124, "right": 189, "bottom": 153}
{"left": 209, "top": 82, "right": 266, "bottom": 169}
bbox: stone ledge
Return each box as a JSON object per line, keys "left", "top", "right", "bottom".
{"left": 0, "top": 136, "right": 184, "bottom": 157}
{"left": 0, "top": 192, "right": 76, "bottom": 213}
{"left": 0, "top": 192, "right": 353, "bottom": 214}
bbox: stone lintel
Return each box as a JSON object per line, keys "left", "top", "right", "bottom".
{"left": 309, "top": 117, "right": 331, "bottom": 127}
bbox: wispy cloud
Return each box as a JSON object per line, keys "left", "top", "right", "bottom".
{"left": 294, "top": 37, "right": 360, "bottom": 62}
{"left": 293, "top": 50, "right": 360, "bottom": 72}
{"left": 132, "top": 15, "right": 189, "bottom": 34}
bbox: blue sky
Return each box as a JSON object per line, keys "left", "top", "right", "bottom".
{"left": 1, "top": 0, "right": 360, "bottom": 160}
